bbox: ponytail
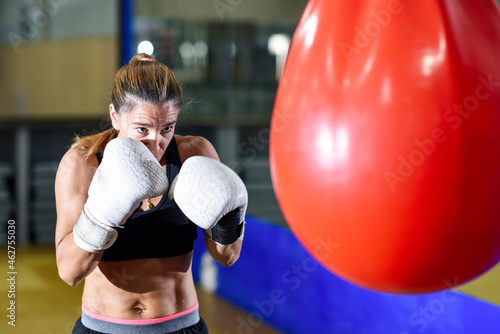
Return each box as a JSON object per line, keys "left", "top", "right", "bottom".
{"left": 71, "top": 128, "right": 118, "bottom": 160}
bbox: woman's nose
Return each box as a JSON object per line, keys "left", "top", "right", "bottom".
{"left": 143, "top": 134, "right": 162, "bottom": 156}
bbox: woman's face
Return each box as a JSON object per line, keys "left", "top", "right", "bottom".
{"left": 110, "top": 101, "right": 178, "bottom": 162}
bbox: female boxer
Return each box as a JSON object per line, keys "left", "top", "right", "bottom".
{"left": 55, "top": 53, "right": 247, "bottom": 334}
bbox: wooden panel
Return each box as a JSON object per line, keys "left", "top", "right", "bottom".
{"left": 0, "top": 37, "right": 117, "bottom": 120}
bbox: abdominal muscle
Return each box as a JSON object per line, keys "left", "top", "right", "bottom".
{"left": 82, "top": 252, "right": 197, "bottom": 320}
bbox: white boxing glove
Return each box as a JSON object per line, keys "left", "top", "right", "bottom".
{"left": 168, "top": 156, "right": 248, "bottom": 245}
{"left": 73, "top": 137, "right": 169, "bottom": 253}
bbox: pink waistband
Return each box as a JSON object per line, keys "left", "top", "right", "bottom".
{"left": 82, "top": 301, "right": 199, "bottom": 325}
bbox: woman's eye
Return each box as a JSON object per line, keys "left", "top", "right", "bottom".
{"left": 137, "top": 127, "right": 148, "bottom": 133}
{"left": 162, "top": 127, "right": 172, "bottom": 133}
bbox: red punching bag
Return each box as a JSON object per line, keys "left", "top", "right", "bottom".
{"left": 270, "top": 0, "right": 500, "bottom": 293}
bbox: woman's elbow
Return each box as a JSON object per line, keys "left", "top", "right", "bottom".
{"left": 56, "top": 249, "right": 87, "bottom": 286}
{"left": 218, "top": 247, "right": 242, "bottom": 267}
{"left": 220, "top": 256, "right": 239, "bottom": 267}
{"left": 57, "top": 266, "right": 83, "bottom": 286}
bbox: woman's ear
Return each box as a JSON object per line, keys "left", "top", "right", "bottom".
{"left": 109, "top": 104, "right": 120, "bottom": 131}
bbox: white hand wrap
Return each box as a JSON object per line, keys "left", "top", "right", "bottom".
{"left": 168, "top": 156, "right": 248, "bottom": 244}
{"left": 73, "top": 137, "right": 169, "bottom": 253}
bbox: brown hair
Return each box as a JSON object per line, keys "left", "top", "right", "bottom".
{"left": 72, "top": 53, "right": 183, "bottom": 159}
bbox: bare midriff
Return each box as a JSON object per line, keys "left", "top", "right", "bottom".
{"left": 82, "top": 252, "right": 197, "bottom": 320}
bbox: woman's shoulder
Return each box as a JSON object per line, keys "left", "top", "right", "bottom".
{"left": 61, "top": 147, "right": 99, "bottom": 168}
{"left": 174, "top": 134, "right": 219, "bottom": 162}
{"left": 56, "top": 147, "right": 99, "bottom": 185}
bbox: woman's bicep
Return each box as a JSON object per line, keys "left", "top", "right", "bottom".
{"left": 54, "top": 149, "right": 104, "bottom": 285}
{"left": 54, "top": 149, "right": 96, "bottom": 247}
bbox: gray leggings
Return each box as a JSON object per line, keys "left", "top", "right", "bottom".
{"left": 72, "top": 317, "right": 209, "bottom": 334}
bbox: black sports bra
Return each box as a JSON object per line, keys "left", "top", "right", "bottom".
{"left": 100, "top": 137, "right": 198, "bottom": 261}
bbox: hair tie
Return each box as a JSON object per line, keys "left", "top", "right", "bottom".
{"left": 140, "top": 58, "right": 153, "bottom": 61}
